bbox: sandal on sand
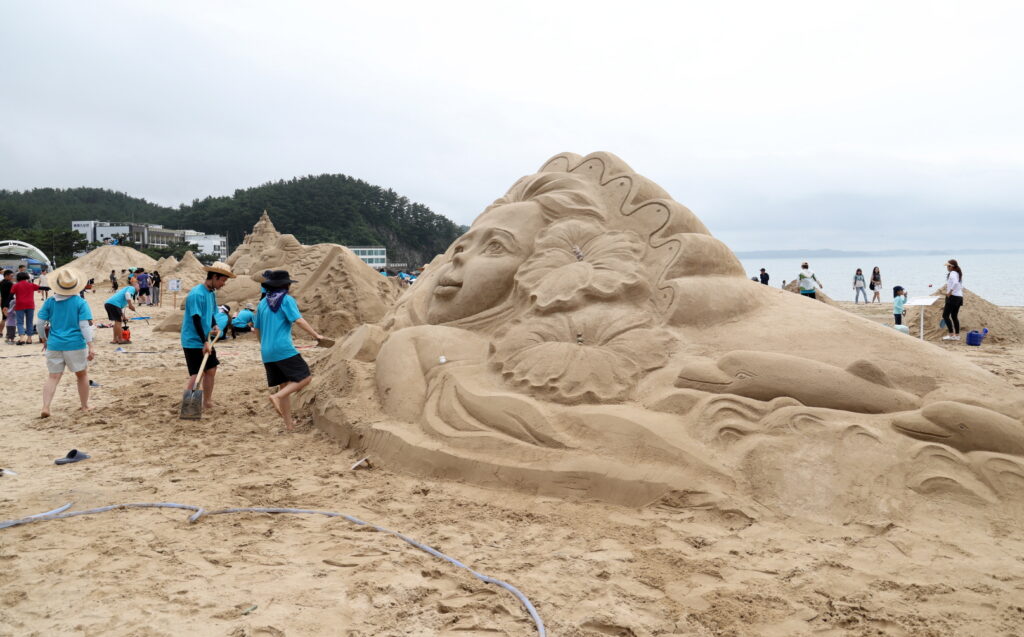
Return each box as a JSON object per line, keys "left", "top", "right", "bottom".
{"left": 55, "top": 449, "right": 90, "bottom": 465}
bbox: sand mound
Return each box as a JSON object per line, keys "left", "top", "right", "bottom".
{"left": 153, "top": 255, "right": 178, "bottom": 272}
{"left": 783, "top": 279, "right": 839, "bottom": 305}
{"left": 911, "top": 287, "right": 1024, "bottom": 345}
{"left": 62, "top": 246, "right": 157, "bottom": 283}
{"left": 153, "top": 310, "right": 183, "bottom": 333}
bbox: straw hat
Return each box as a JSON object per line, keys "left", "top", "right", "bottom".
{"left": 204, "top": 262, "right": 237, "bottom": 278}
{"left": 52, "top": 267, "right": 87, "bottom": 296}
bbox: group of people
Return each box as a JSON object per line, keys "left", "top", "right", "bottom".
{"left": 28, "top": 260, "right": 323, "bottom": 430}
{"left": 792, "top": 260, "right": 967, "bottom": 340}
{"left": 110, "top": 268, "right": 162, "bottom": 305}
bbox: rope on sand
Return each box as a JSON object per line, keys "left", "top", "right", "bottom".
{"left": 1, "top": 502, "right": 546, "bottom": 636}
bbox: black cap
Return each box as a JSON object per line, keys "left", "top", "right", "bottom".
{"left": 261, "top": 270, "right": 299, "bottom": 288}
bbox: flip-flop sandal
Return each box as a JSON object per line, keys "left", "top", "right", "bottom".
{"left": 55, "top": 449, "right": 90, "bottom": 465}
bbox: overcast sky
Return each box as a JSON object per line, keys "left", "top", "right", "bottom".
{"left": 2, "top": 1, "right": 1022, "bottom": 251}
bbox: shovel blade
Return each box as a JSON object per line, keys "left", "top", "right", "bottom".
{"left": 179, "top": 388, "right": 204, "bottom": 420}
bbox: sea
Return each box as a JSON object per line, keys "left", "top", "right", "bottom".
{"left": 737, "top": 252, "right": 1024, "bottom": 307}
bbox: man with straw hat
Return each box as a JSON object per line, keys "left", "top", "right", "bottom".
{"left": 36, "top": 267, "right": 95, "bottom": 418}
{"left": 254, "top": 270, "right": 324, "bottom": 431}
{"left": 180, "top": 261, "right": 236, "bottom": 409}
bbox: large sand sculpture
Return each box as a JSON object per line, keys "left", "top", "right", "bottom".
{"left": 61, "top": 245, "right": 156, "bottom": 284}
{"left": 307, "top": 152, "right": 1024, "bottom": 518}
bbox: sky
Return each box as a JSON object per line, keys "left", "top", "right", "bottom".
{"left": 2, "top": 1, "right": 1022, "bottom": 252}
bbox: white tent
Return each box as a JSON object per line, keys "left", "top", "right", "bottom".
{"left": 0, "top": 240, "right": 51, "bottom": 267}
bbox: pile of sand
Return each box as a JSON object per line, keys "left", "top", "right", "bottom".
{"left": 153, "top": 255, "right": 178, "bottom": 272}
{"left": 62, "top": 246, "right": 157, "bottom": 283}
{"left": 783, "top": 279, "right": 839, "bottom": 305}
{"left": 910, "top": 287, "right": 1024, "bottom": 344}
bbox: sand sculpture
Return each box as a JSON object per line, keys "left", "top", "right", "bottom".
{"left": 782, "top": 279, "right": 839, "bottom": 305}
{"left": 215, "top": 212, "right": 402, "bottom": 337}
{"left": 307, "top": 152, "right": 1024, "bottom": 517}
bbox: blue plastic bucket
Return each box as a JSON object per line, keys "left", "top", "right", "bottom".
{"left": 965, "top": 329, "right": 988, "bottom": 346}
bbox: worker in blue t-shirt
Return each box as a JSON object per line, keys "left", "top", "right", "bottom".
{"left": 213, "top": 304, "right": 231, "bottom": 342}
{"left": 254, "top": 270, "right": 323, "bottom": 431}
{"left": 103, "top": 285, "right": 137, "bottom": 344}
{"left": 179, "top": 262, "right": 236, "bottom": 409}
{"left": 36, "top": 268, "right": 95, "bottom": 417}
{"left": 229, "top": 302, "right": 256, "bottom": 338}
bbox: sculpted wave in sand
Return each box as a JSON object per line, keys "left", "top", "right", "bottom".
{"left": 308, "top": 152, "right": 1024, "bottom": 517}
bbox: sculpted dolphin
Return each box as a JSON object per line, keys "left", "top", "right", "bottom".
{"left": 892, "top": 402, "right": 1024, "bottom": 456}
{"left": 674, "top": 350, "right": 921, "bottom": 414}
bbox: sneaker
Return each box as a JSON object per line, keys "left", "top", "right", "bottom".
{"left": 954, "top": 335, "right": 961, "bottom": 341}
{"left": 942, "top": 335, "right": 955, "bottom": 341}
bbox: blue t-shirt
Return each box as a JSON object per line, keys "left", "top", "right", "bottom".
{"left": 38, "top": 296, "right": 93, "bottom": 351}
{"left": 136, "top": 273, "right": 151, "bottom": 288}
{"left": 180, "top": 283, "right": 217, "bottom": 348}
{"left": 255, "top": 295, "right": 301, "bottom": 363}
{"left": 893, "top": 295, "right": 907, "bottom": 314}
{"left": 105, "top": 286, "right": 136, "bottom": 309}
{"left": 214, "top": 311, "right": 229, "bottom": 341}
{"left": 231, "top": 308, "right": 255, "bottom": 328}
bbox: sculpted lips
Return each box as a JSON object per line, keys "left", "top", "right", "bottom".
{"left": 433, "top": 277, "right": 462, "bottom": 298}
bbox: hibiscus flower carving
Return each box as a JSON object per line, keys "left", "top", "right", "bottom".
{"left": 515, "top": 219, "right": 649, "bottom": 311}
{"left": 490, "top": 307, "right": 675, "bottom": 403}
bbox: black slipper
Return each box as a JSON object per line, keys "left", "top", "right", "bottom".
{"left": 55, "top": 449, "right": 90, "bottom": 465}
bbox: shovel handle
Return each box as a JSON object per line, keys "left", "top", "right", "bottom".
{"left": 192, "top": 330, "right": 216, "bottom": 387}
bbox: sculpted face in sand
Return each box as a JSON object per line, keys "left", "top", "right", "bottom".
{"left": 426, "top": 202, "right": 544, "bottom": 324}
{"left": 315, "top": 152, "right": 1024, "bottom": 515}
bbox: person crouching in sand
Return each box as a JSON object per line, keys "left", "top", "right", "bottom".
{"left": 180, "top": 262, "right": 236, "bottom": 409}
{"left": 254, "top": 270, "right": 323, "bottom": 432}
{"left": 36, "top": 268, "right": 95, "bottom": 417}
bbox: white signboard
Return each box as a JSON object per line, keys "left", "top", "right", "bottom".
{"left": 167, "top": 278, "right": 182, "bottom": 292}
{"left": 906, "top": 296, "right": 941, "bottom": 340}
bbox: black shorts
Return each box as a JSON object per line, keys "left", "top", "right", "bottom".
{"left": 39, "top": 286, "right": 51, "bottom": 291}
{"left": 264, "top": 354, "right": 310, "bottom": 387}
{"left": 104, "top": 303, "right": 124, "bottom": 321}
{"left": 183, "top": 347, "right": 220, "bottom": 376}
{"left": 139, "top": 287, "right": 150, "bottom": 295}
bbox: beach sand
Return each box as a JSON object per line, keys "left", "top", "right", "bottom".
{"left": 2, "top": 290, "right": 1024, "bottom": 636}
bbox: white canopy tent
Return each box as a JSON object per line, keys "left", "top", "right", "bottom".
{"left": 0, "top": 239, "right": 52, "bottom": 268}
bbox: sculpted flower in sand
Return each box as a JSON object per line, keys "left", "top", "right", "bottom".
{"left": 490, "top": 306, "right": 675, "bottom": 403}
{"left": 515, "top": 219, "right": 649, "bottom": 311}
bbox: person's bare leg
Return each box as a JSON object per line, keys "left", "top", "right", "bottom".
{"left": 268, "top": 382, "right": 288, "bottom": 419}
{"left": 185, "top": 373, "right": 198, "bottom": 391}
{"left": 202, "top": 367, "right": 216, "bottom": 408}
{"left": 112, "top": 323, "right": 122, "bottom": 344}
{"left": 270, "top": 376, "right": 311, "bottom": 431}
{"left": 74, "top": 369, "right": 90, "bottom": 410}
{"left": 41, "top": 371, "right": 62, "bottom": 418}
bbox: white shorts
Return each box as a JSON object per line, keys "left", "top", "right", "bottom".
{"left": 45, "top": 348, "right": 89, "bottom": 374}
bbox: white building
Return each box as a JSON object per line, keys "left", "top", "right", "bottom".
{"left": 348, "top": 246, "right": 387, "bottom": 269}
{"left": 71, "top": 221, "right": 228, "bottom": 259}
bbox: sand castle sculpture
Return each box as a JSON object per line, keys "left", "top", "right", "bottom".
{"left": 308, "top": 152, "right": 1024, "bottom": 517}
{"left": 158, "top": 213, "right": 400, "bottom": 336}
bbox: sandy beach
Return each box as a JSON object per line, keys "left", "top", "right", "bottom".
{"left": 0, "top": 288, "right": 1022, "bottom": 637}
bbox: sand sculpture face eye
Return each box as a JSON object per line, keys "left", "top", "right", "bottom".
{"left": 734, "top": 369, "right": 756, "bottom": 380}
{"left": 425, "top": 202, "right": 546, "bottom": 325}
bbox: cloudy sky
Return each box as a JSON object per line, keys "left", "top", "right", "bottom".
{"left": 2, "top": 1, "right": 1022, "bottom": 251}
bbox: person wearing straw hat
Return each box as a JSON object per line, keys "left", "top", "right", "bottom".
{"left": 36, "top": 268, "right": 95, "bottom": 418}
{"left": 254, "top": 270, "right": 323, "bottom": 431}
{"left": 180, "top": 261, "right": 236, "bottom": 409}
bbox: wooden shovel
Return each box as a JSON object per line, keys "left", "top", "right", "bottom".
{"left": 179, "top": 331, "right": 215, "bottom": 420}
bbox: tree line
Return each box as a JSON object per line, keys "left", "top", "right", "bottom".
{"left": 0, "top": 174, "right": 464, "bottom": 266}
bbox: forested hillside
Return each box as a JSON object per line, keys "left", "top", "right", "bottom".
{"left": 0, "top": 174, "right": 462, "bottom": 266}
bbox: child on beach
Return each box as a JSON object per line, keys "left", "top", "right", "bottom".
{"left": 892, "top": 286, "right": 907, "bottom": 325}
{"left": 254, "top": 270, "right": 324, "bottom": 431}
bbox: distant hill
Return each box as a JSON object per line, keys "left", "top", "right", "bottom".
{"left": 0, "top": 174, "right": 463, "bottom": 266}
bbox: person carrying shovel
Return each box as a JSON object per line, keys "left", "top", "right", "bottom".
{"left": 254, "top": 270, "right": 324, "bottom": 431}
{"left": 180, "top": 262, "right": 236, "bottom": 411}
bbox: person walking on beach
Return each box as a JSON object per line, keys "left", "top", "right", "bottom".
{"left": 254, "top": 270, "right": 324, "bottom": 432}
{"left": 870, "top": 267, "right": 882, "bottom": 303}
{"left": 892, "top": 286, "right": 907, "bottom": 326}
{"left": 797, "top": 262, "right": 822, "bottom": 300}
{"left": 759, "top": 268, "right": 769, "bottom": 285}
{"left": 150, "top": 270, "right": 161, "bottom": 306}
{"left": 942, "top": 259, "right": 964, "bottom": 341}
{"left": 853, "top": 268, "right": 868, "bottom": 303}
{"left": 11, "top": 271, "right": 40, "bottom": 345}
{"left": 36, "top": 268, "right": 95, "bottom": 417}
{"left": 37, "top": 267, "right": 50, "bottom": 300}
{"left": 103, "top": 281, "right": 137, "bottom": 344}
{"left": 135, "top": 268, "right": 151, "bottom": 305}
{"left": 0, "top": 270, "right": 14, "bottom": 323}
{"left": 180, "top": 262, "right": 236, "bottom": 409}
{"left": 109, "top": 270, "right": 118, "bottom": 291}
